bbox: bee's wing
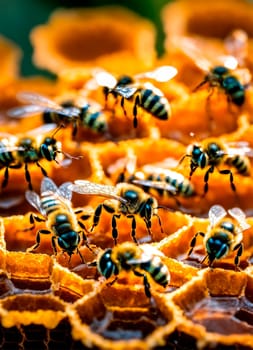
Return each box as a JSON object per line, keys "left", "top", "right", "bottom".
{"left": 131, "top": 179, "right": 177, "bottom": 195}
{"left": 26, "top": 123, "right": 57, "bottom": 137}
{"left": 172, "top": 37, "right": 212, "bottom": 72}
{"left": 58, "top": 181, "right": 73, "bottom": 201}
{"left": 228, "top": 207, "right": 251, "bottom": 231}
{"left": 17, "top": 92, "right": 63, "bottom": 109}
{"left": 232, "top": 68, "right": 251, "bottom": 85}
{"left": 70, "top": 180, "right": 128, "bottom": 204}
{"left": 209, "top": 205, "right": 227, "bottom": 227}
{"left": 114, "top": 86, "right": 138, "bottom": 99}
{"left": 7, "top": 105, "right": 46, "bottom": 118}
{"left": 40, "top": 177, "right": 58, "bottom": 195}
{"left": 94, "top": 70, "right": 117, "bottom": 89}
{"left": 135, "top": 65, "right": 178, "bottom": 82}
{"left": 25, "top": 190, "right": 45, "bottom": 215}
{"left": 16, "top": 92, "right": 80, "bottom": 118}
{"left": 227, "top": 141, "right": 253, "bottom": 157}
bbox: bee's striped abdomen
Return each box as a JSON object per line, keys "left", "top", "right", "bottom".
{"left": 140, "top": 89, "right": 169, "bottom": 120}
{"left": 41, "top": 194, "right": 61, "bottom": 215}
{"left": 0, "top": 142, "right": 15, "bottom": 167}
{"left": 225, "top": 155, "right": 250, "bottom": 175}
{"left": 140, "top": 257, "right": 170, "bottom": 287}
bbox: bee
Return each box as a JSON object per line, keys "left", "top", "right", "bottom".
{"left": 69, "top": 180, "right": 161, "bottom": 245}
{"left": 8, "top": 92, "right": 107, "bottom": 138}
{"left": 180, "top": 139, "right": 251, "bottom": 195}
{"left": 178, "top": 37, "right": 251, "bottom": 128}
{"left": 114, "top": 154, "right": 195, "bottom": 199}
{"left": 187, "top": 205, "right": 250, "bottom": 267}
{"left": 97, "top": 241, "right": 170, "bottom": 298}
{"left": 25, "top": 177, "right": 92, "bottom": 263}
{"left": 0, "top": 124, "right": 69, "bottom": 190}
{"left": 93, "top": 65, "right": 177, "bottom": 128}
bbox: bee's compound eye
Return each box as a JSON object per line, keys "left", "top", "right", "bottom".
{"left": 124, "top": 190, "right": 138, "bottom": 202}
{"left": 212, "top": 66, "right": 229, "bottom": 76}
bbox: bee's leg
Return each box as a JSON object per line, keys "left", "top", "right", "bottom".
{"left": 218, "top": 168, "right": 236, "bottom": 192}
{"left": 36, "top": 162, "right": 48, "bottom": 177}
{"left": 91, "top": 203, "right": 114, "bottom": 231}
{"left": 233, "top": 242, "right": 243, "bottom": 269}
{"left": 126, "top": 214, "right": 138, "bottom": 244}
{"left": 153, "top": 213, "right": 164, "bottom": 234}
{"left": 187, "top": 231, "right": 205, "bottom": 258}
{"left": 192, "top": 79, "right": 208, "bottom": 92}
{"left": 133, "top": 94, "right": 141, "bottom": 128}
{"left": 78, "top": 229, "right": 93, "bottom": 253}
{"left": 107, "top": 275, "right": 118, "bottom": 286}
{"left": 189, "top": 163, "right": 198, "bottom": 181}
{"left": 24, "top": 163, "right": 34, "bottom": 190}
{"left": 134, "top": 270, "right": 151, "bottom": 299}
{"left": 27, "top": 228, "right": 51, "bottom": 252}
{"left": 76, "top": 247, "right": 85, "bottom": 264}
{"left": 111, "top": 214, "right": 121, "bottom": 245}
{"left": 20, "top": 213, "right": 46, "bottom": 232}
{"left": 120, "top": 96, "right": 127, "bottom": 117}
{"left": 2, "top": 163, "right": 22, "bottom": 189}
{"left": 75, "top": 209, "right": 91, "bottom": 234}
{"left": 203, "top": 165, "right": 214, "bottom": 196}
{"left": 90, "top": 204, "right": 103, "bottom": 232}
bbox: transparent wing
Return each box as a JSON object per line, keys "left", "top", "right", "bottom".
{"left": 26, "top": 123, "right": 57, "bottom": 136}
{"left": 16, "top": 92, "right": 80, "bottom": 117}
{"left": 25, "top": 190, "right": 45, "bottom": 215}
{"left": 7, "top": 105, "right": 46, "bottom": 118}
{"left": 135, "top": 65, "right": 178, "bottom": 82}
{"left": 209, "top": 205, "right": 227, "bottom": 227}
{"left": 114, "top": 86, "right": 138, "bottom": 99}
{"left": 17, "top": 92, "right": 63, "bottom": 110}
{"left": 40, "top": 177, "right": 58, "bottom": 195}
{"left": 228, "top": 207, "right": 250, "bottom": 231}
{"left": 131, "top": 179, "right": 177, "bottom": 194}
{"left": 94, "top": 70, "right": 117, "bottom": 89}
{"left": 226, "top": 141, "right": 253, "bottom": 157}
{"left": 141, "top": 165, "right": 186, "bottom": 181}
{"left": 70, "top": 180, "right": 128, "bottom": 204}
{"left": 0, "top": 146, "right": 25, "bottom": 153}
{"left": 58, "top": 181, "right": 73, "bottom": 201}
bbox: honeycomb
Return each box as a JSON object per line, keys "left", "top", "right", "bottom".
{"left": 1, "top": 1, "right": 253, "bottom": 349}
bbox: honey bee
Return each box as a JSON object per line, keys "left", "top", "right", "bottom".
{"left": 187, "top": 205, "right": 250, "bottom": 267}
{"left": 180, "top": 139, "right": 251, "bottom": 195}
{"left": 8, "top": 92, "right": 107, "bottom": 138}
{"left": 93, "top": 65, "right": 177, "bottom": 128}
{"left": 178, "top": 37, "right": 251, "bottom": 128}
{"left": 97, "top": 241, "right": 170, "bottom": 298}
{"left": 69, "top": 180, "right": 161, "bottom": 245}
{"left": 25, "top": 177, "right": 92, "bottom": 263}
{"left": 114, "top": 154, "right": 195, "bottom": 199}
{"left": 0, "top": 124, "right": 69, "bottom": 190}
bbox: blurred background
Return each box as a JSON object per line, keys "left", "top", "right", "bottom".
{"left": 0, "top": 0, "right": 170, "bottom": 76}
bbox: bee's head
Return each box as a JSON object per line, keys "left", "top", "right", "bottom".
{"left": 98, "top": 248, "right": 119, "bottom": 278}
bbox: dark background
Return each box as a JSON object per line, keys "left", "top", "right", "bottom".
{"left": 0, "top": 0, "right": 171, "bottom": 76}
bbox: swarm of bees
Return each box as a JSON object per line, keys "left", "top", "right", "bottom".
{"left": 1, "top": 28, "right": 253, "bottom": 305}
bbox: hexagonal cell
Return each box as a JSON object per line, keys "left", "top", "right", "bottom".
{"left": 171, "top": 268, "right": 253, "bottom": 348}
{"left": 68, "top": 283, "right": 179, "bottom": 349}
